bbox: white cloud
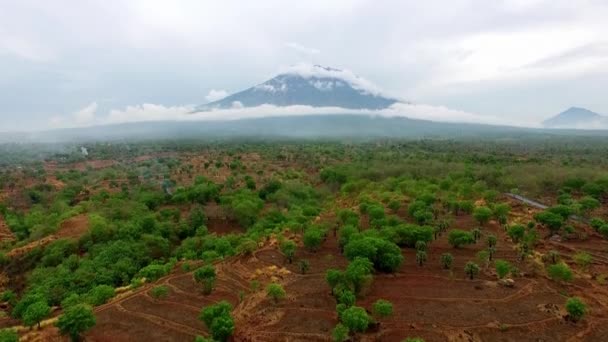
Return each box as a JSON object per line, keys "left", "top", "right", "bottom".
{"left": 279, "top": 64, "right": 388, "bottom": 97}
{"left": 58, "top": 101, "right": 527, "bottom": 129}
{"left": 105, "top": 104, "right": 193, "bottom": 124}
{"left": 5, "top": 0, "right": 608, "bottom": 129}
{"left": 73, "top": 102, "right": 98, "bottom": 125}
{"left": 204, "top": 89, "right": 228, "bottom": 102}
{"left": 285, "top": 42, "right": 320, "bottom": 55}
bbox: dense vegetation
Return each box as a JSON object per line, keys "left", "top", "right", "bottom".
{"left": 0, "top": 137, "right": 606, "bottom": 340}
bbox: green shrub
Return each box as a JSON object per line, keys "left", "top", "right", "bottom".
{"left": 565, "top": 297, "right": 587, "bottom": 322}
{"left": 548, "top": 262, "right": 573, "bottom": 282}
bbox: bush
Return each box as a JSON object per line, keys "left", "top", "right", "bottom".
{"left": 464, "top": 261, "right": 480, "bottom": 280}
{"left": 194, "top": 265, "right": 216, "bottom": 295}
{"left": 547, "top": 262, "right": 573, "bottom": 282}
{"left": 150, "top": 285, "right": 169, "bottom": 299}
{"left": 448, "top": 230, "right": 475, "bottom": 248}
{"left": 565, "top": 297, "right": 587, "bottom": 322}
{"left": 332, "top": 323, "right": 349, "bottom": 342}
{"left": 507, "top": 224, "right": 525, "bottom": 243}
{"left": 573, "top": 252, "right": 592, "bottom": 269}
{"left": 440, "top": 253, "right": 453, "bottom": 269}
{"left": 280, "top": 240, "right": 297, "bottom": 263}
{"left": 266, "top": 283, "right": 286, "bottom": 304}
{"left": 372, "top": 299, "right": 393, "bottom": 318}
{"left": 84, "top": 285, "right": 115, "bottom": 306}
{"left": 303, "top": 227, "right": 325, "bottom": 252}
{"left": 236, "top": 238, "right": 257, "bottom": 255}
{"left": 384, "top": 224, "right": 433, "bottom": 247}
{"left": 495, "top": 260, "right": 511, "bottom": 279}
{"left": 337, "top": 289, "right": 356, "bottom": 307}
{"left": 138, "top": 264, "right": 169, "bottom": 281}
{"left": 473, "top": 206, "right": 492, "bottom": 226}
{"left": 0, "top": 329, "right": 18, "bottom": 342}
{"left": 199, "top": 301, "right": 234, "bottom": 342}
{"left": 341, "top": 306, "right": 369, "bottom": 333}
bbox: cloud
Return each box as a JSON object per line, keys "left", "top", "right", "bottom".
{"left": 4, "top": 0, "right": 608, "bottom": 129}
{"left": 278, "top": 63, "right": 388, "bottom": 97}
{"left": 204, "top": 89, "right": 228, "bottom": 102}
{"left": 285, "top": 42, "right": 320, "bottom": 55}
{"left": 73, "top": 102, "right": 98, "bottom": 125}
{"left": 58, "top": 101, "right": 526, "bottom": 129}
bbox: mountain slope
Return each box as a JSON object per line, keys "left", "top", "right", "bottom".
{"left": 196, "top": 65, "right": 398, "bottom": 111}
{"left": 543, "top": 107, "right": 607, "bottom": 129}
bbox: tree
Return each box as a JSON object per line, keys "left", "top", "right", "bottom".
{"left": 280, "top": 240, "right": 297, "bottom": 263}
{"left": 448, "top": 230, "right": 475, "bottom": 248}
{"left": 23, "top": 301, "right": 50, "bottom": 328}
{"left": 56, "top": 304, "right": 96, "bottom": 342}
{"left": 507, "top": 224, "right": 525, "bottom": 243}
{"left": 344, "top": 237, "right": 403, "bottom": 273}
{"left": 372, "top": 299, "right": 393, "bottom": 318}
{"left": 565, "top": 297, "right": 587, "bottom": 322}
{"left": 332, "top": 323, "right": 349, "bottom": 342}
{"left": 473, "top": 206, "right": 492, "bottom": 226}
{"left": 326, "top": 269, "right": 347, "bottom": 293}
{"left": 303, "top": 227, "right": 324, "bottom": 252}
{"left": 415, "top": 250, "right": 427, "bottom": 266}
{"left": 345, "top": 257, "right": 374, "bottom": 295}
{"left": 486, "top": 245, "right": 496, "bottom": 261}
{"left": 341, "top": 306, "right": 369, "bottom": 333}
{"left": 0, "top": 329, "right": 18, "bottom": 342}
{"left": 471, "top": 228, "right": 482, "bottom": 242}
{"left": 440, "top": 253, "right": 453, "bottom": 269}
{"left": 464, "top": 261, "right": 480, "bottom": 280}
{"left": 150, "top": 285, "right": 169, "bottom": 299}
{"left": 266, "top": 283, "right": 286, "bottom": 304}
{"left": 534, "top": 211, "right": 564, "bottom": 234}
{"left": 547, "top": 262, "right": 573, "bottom": 282}
{"left": 493, "top": 203, "right": 511, "bottom": 224}
{"left": 199, "top": 301, "right": 234, "bottom": 342}
{"left": 194, "top": 265, "right": 216, "bottom": 295}
{"left": 495, "top": 260, "right": 511, "bottom": 279}
{"left": 298, "top": 259, "right": 310, "bottom": 274}
{"left": 487, "top": 235, "right": 497, "bottom": 248}
{"left": 578, "top": 196, "right": 600, "bottom": 216}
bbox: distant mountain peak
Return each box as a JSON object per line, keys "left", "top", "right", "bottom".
{"left": 542, "top": 107, "right": 606, "bottom": 129}
{"left": 196, "top": 64, "right": 400, "bottom": 111}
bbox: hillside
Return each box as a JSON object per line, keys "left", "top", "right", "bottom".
{"left": 543, "top": 107, "right": 607, "bottom": 129}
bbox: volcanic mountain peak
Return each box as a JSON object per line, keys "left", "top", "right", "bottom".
{"left": 196, "top": 64, "right": 399, "bottom": 111}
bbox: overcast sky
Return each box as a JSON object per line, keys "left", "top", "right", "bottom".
{"left": 1, "top": 0, "right": 607, "bottom": 131}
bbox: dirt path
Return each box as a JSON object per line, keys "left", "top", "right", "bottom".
{"left": 505, "top": 193, "right": 549, "bottom": 209}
